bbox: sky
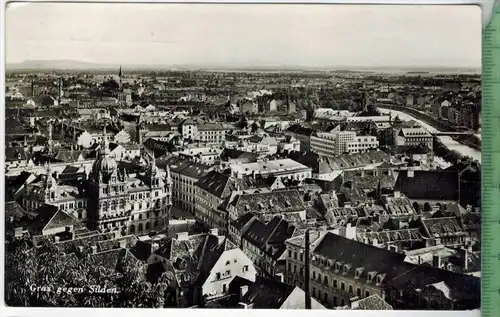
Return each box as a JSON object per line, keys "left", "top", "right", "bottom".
{"left": 5, "top": 3, "right": 482, "bottom": 69}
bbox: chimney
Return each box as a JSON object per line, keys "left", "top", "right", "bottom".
{"left": 304, "top": 229, "right": 312, "bottom": 310}
{"left": 176, "top": 232, "right": 189, "bottom": 241}
{"left": 209, "top": 228, "right": 219, "bottom": 236}
{"left": 432, "top": 255, "right": 441, "bottom": 268}
{"left": 372, "top": 238, "right": 379, "bottom": 247}
{"left": 407, "top": 169, "right": 414, "bottom": 178}
{"left": 418, "top": 256, "right": 422, "bottom": 265}
{"left": 65, "top": 225, "right": 74, "bottom": 233}
{"left": 394, "top": 191, "right": 401, "bottom": 198}
{"left": 54, "top": 236, "right": 60, "bottom": 243}
{"left": 238, "top": 303, "right": 249, "bottom": 309}
{"left": 77, "top": 246, "right": 84, "bottom": 253}
{"left": 464, "top": 246, "right": 471, "bottom": 271}
{"left": 119, "top": 239, "right": 127, "bottom": 249}
{"left": 239, "top": 285, "right": 249, "bottom": 300}
{"left": 91, "top": 245, "right": 98, "bottom": 254}
{"left": 14, "top": 227, "right": 23, "bottom": 238}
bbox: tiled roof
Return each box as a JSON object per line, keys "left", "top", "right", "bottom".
{"left": 353, "top": 295, "right": 393, "bottom": 310}
{"left": 29, "top": 204, "right": 83, "bottom": 235}
{"left": 231, "top": 213, "right": 256, "bottom": 231}
{"left": 239, "top": 276, "right": 295, "bottom": 309}
{"left": 157, "top": 155, "right": 209, "bottom": 179}
{"left": 328, "top": 151, "right": 394, "bottom": 170}
{"left": 420, "top": 216, "right": 466, "bottom": 238}
{"left": 286, "top": 151, "right": 334, "bottom": 175}
{"left": 5, "top": 147, "right": 27, "bottom": 162}
{"left": 90, "top": 248, "right": 140, "bottom": 271}
{"left": 5, "top": 201, "right": 26, "bottom": 220}
{"left": 343, "top": 170, "right": 396, "bottom": 191}
{"left": 231, "top": 190, "right": 305, "bottom": 217}
{"left": 357, "top": 229, "right": 423, "bottom": 244}
{"left": 196, "top": 171, "right": 250, "bottom": 199}
{"left": 313, "top": 232, "right": 410, "bottom": 282}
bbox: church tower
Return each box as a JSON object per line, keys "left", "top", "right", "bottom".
{"left": 47, "top": 121, "right": 53, "bottom": 156}
{"left": 119, "top": 65, "right": 123, "bottom": 91}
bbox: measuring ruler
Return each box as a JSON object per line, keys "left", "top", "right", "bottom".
{"left": 482, "top": 4, "right": 500, "bottom": 317}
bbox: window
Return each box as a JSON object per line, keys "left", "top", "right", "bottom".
{"left": 216, "top": 273, "right": 221, "bottom": 280}
{"left": 294, "top": 252, "right": 297, "bottom": 260}
{"left": 324, "top": 276, "right": 328, "bottom": 285}
{"left": 365, "top": 291, "right": 370, "bottom": 297}
{"left": 313, "top": 287, "right": 316, "bottom": 297}
{"left": 225, "top": 270, "right": 231, "bottom": 276}
{"left": 357, "top": 288, "right": 361, "bottom": 297}
{"left": 349, "top": 285, "right": 353, "bottom": 294}
{"left": 223, "top": 284, "right": 227, "bottom": 292}
{"left": 341, "top": 282, "right": 345, "bottom": 291}
{"left": 288, "top": 263, "right": 291, "bottom": 272}
{"left": 333, "top": 279, "right": 338, "bottom": 288}
{"left": 243, "top": 265, "right": 249, "bottom": 272}
{"left": 288, "top": 250, "right": 292, "bottom": 258}
{"left": 313, "top": 271, "right": 316, "bottom": 279}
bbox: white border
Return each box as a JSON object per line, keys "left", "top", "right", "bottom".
{"left": 0, "top": 1, "right": 492, "bottom": 317}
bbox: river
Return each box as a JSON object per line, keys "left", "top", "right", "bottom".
{"left": 378, "top": 108, "right": 481, "bottom": 162}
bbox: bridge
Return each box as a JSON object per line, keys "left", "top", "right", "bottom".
{"left": 432, "top": 132, "right": 475, "bottom": 137}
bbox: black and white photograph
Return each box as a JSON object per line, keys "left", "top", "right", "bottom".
{"left": 3, "top": 2, "right": 482, "bottom": 311}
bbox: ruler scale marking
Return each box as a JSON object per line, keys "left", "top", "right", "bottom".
{"left": 482, "top": 5, "right": 500, "bottom": 317}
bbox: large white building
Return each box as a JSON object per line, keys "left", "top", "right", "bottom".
{"left": 346, "top": 136, "right": 379, "bottom": 154}
{"left": 229, "top": 158, "right": 312, "bottom": 181}
{"left": 310, "top": 131, "right": 356, "bottom": 157}
{"left": 395, "top": 127, "right": 433, "bottom": 149}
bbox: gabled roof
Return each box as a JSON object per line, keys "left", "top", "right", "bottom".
{"left": 230, "top": 189, "right": 305, "bottom": 217}
{"left": 395, "top": 170, "right": 459, "bottom": 201}
{"left": 196, "top": 171, "right": 249, "bottom": 199}
{"left": 5, "top": 147, "right": 27, "bottom": 162}
{"left": 353, "top": 295, "right": 393, "bottom": 310}
{"left": 5, "top": 201, "right": 26, "bottom": 220}
{"left": 239, "top": 276, "right": 295, "bottom": 309}
{"left": 90, "top": 248, "right": 140, "bottom": 271}
{"left": 29, "top": 204, "right": 83, "bottom": 235}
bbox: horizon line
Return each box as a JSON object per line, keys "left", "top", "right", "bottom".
{"left": 6, "top": 59, "right": 481, "bottom": 72}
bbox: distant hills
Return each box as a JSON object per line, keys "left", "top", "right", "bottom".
{"left": 6, "top": 59, "right": 481, "bottom": 74}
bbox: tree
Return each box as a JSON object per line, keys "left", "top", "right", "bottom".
{"left": 5, "top": 237, "right": 172, "bottom": 308}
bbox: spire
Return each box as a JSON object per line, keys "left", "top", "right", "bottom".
{"left": 119, "top": 65, "right": 123, "bottom": 91}
{"left": 100, "top": 124, "right": 110, "bottom": 156}
{"left": 165, "top": 165, "right": 173, "bottom": 185}
{"left": 47, "top": 121, "right": 53, "bottom": 155}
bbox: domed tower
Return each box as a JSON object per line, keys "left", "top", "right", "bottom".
{"left": 146, "top": 154, "right": 162, "bottom": 188}
{"left": 87, "top": 126, "right": 128, "bottom": 231}
{"left": 42, "top": 162, "right": 59, "bottom": 202}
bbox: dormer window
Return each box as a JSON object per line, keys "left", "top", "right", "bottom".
{"left": 376, "top": 273, "right": 386, "bottom": 285}
{"left": 343, "top": 264, "right": 351, "bottom": 275}
{"left": 367, "top": 271, "right": 377, "bottom": 283}
{"left": 335, "top": 263, "right": 341, "bottom": 272}
{"left": 355, "top": 267, "right": 365, "bottom": 279}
